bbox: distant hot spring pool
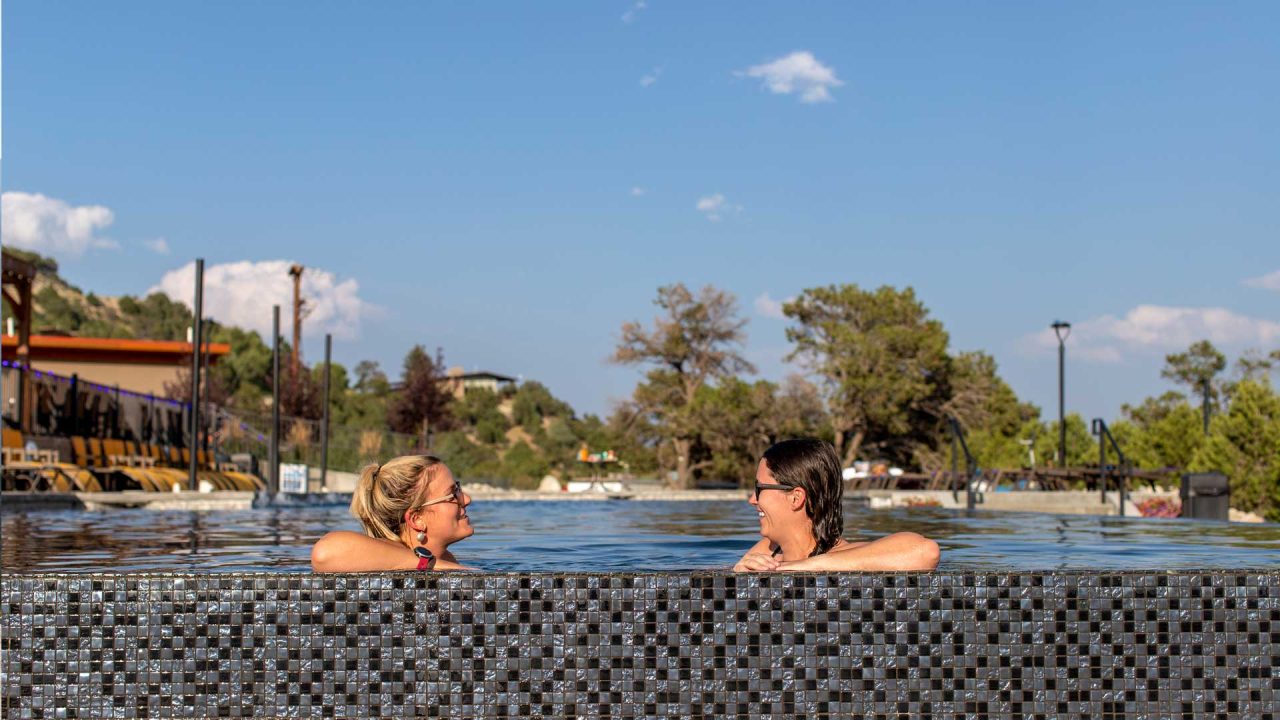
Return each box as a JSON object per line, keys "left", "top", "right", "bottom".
{"left": 4, "top": 500, "right": 1277, "bottom": 572}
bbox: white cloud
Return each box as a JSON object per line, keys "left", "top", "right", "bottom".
{"left": 696, "top": 193, "right": 726, "bottom": 221}
{"left": 144, "top": 238, "right": 171, "bottom": 255}
{"left": 630, "top": 186, "right": 646, "bottom": 196}
{"left": 640, "top": 67, "right": 662, "bottom": 87}
{"left": 621, "top": 0, "right": 646, "bottom": 23}
{"left": 754, "top": 292, "right": 791, "bottom": 320}
{"left": 150, "top": 260, "right": 378, "bottom": 342}
{"left": 695, "top": 192, "right": 741, "bottom": 222}
{"left": 1020, "top": 305, "right": 1280, "bottom": 364}
{"left": 1243, "top": 269, "right": 1280, "bottom": 291}
{"left": 1, "top": 191, "right": 118, "bottom": 258}
{"left": 739, "top": 51, "right": 843, "bottom": 104}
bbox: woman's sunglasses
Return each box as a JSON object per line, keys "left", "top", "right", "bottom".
{"left": 415, "top": 483, "right": 464, "bottom": 510}
{"left": 753, "top": 482, "right": 794, "bottom": 500}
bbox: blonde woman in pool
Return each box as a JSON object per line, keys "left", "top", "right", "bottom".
{"left": 734, "top": 438, "right": 940, "bottom": 572}
{"left": 311, "top": 454, "right": 473, "bottom": 572}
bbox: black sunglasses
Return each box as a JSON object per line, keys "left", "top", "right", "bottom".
{"left": 753, "top": 482, "right": 794, "bottom": 500}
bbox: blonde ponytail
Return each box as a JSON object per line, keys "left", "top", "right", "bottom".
{"left": 349, "top": 455, "right": 443, "bottom": 542}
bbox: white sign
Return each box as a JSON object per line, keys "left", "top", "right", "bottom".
{"left": 280, "top": 463, "right": 308, "bottom": 494}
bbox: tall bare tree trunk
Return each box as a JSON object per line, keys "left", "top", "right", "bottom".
{"left": 842, "top": 430, "right": 864, "bottom": 468}
{"left": 673, "top": 437, "right": 693, "bottom": 489}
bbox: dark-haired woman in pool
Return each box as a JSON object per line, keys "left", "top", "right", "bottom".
{"left": 311, "top": 454, "right": 473, "bottom": 572}
{"left": 733, "top": 438, "right": 940, "bottom": 572}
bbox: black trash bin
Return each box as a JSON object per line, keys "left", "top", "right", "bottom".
{"left": 1180, "top": 472, "right": 1229, "bottom": 521}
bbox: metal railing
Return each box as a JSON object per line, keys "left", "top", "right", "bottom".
{"left": 946, "top": 414, "right": 982, "bottom": 509}
{"left": 1090, "top": 418, "right": 1129, "bottom": 516}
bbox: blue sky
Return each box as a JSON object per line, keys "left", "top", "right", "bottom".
{"left": 4, "top": 2, "right": 1278, "bottom": 423}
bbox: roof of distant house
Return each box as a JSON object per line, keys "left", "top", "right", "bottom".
{"left": 1, "top": 334, "right": 230, "bottom": 365}
{"left": 444, "top": 367, "right": 517, "bottom": 383}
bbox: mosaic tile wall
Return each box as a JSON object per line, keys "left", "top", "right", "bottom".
{"left": 2, "top": 571, "right": 1276, "bottom": 719}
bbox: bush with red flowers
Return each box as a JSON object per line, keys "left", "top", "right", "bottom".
{"left": 1136, "top": 497, "right": 1181, "bottom": 518}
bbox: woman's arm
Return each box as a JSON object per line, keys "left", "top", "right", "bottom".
{"left": 310, "top": 531, "right": 467, "bottom": 572}
{"left": 777, "top": 532, "right": 939, "bottom": 572}
{"left": 732, "top": 537, "right": 780, "bottom": 572}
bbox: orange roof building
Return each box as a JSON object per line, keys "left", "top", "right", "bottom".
{"left": 1, "top": 334, "right": 230, "bottom": 396}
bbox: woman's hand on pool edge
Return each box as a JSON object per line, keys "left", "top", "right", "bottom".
{"left": 733, "top": 552, "right": 781, "bottom": 572}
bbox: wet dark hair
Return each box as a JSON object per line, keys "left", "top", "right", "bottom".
{"left": 761, "top": 438, "right": 844, "bottom": 557}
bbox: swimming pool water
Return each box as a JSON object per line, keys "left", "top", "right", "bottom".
{"left": 3, "top": 500, "right": 1277, "bottom": 572}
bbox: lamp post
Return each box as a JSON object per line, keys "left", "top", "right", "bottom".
{"left": 1051, "top": 320, "right": 1071, "bottom": 467}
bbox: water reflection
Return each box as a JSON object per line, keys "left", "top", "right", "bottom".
{"left": 2, "top": 500, "right": 1277, "bottom": 573}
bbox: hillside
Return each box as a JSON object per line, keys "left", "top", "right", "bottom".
{"left": 4, "top": 249, "right": 193, "bottom": 341}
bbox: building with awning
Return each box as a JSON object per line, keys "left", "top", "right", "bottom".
{"left": 1, "top": 334, "right": 230, "bottom": 396}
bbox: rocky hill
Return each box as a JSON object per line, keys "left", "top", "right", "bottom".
{"left": 5, "top": 248, "right": 194, "bottom": 340}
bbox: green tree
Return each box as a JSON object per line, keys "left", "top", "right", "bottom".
{"left": 3, "top": 248, "right": 59, "bottom": 274}
{"left": 921, "top": 351, "right": 1040, "bottom": 471}
{"left": 783, "top": 284, "right": 950, "bottom": 466}
{"left": 511, "top": 381, "right": 573, "bottom": 432}
{"left": 689, "top": 378, "right": 779, "bottom": 484}
{"left": 387, "top": 345, "right": 454, "bottom": 436}
{"left": 501, "top": 441, "right": 551, "bottom": 489}
{"left": 121, "top": 292, "right": 197, "bottom": 340}
{"left": 433, "top": 431, "right": 500, "bottom": 479}
{"left": 453, "top": 389, "right": 501, "bottom": 425}
{"left": 475, "top": 414, "right": 509, "bottom": 445}
{"left": 353, "top": 360, "right": 390, "bottom": 395}
{"left": 1116, "top": 394, "right": 1204, "bottom": 470}
{"left": 536, "top": 417, "right": 587, "bottom": 476}
{"left": 1190, "top": 379, "right": 1280, "bottom": 521}
{"left": 1033, "top": 414, "right": 1095, "bottom": 469}
{"left": 1162, "top": 340, "right": 1227, "bottom": 417}
{"left": 1233, "top": 349, "right": 1275, "bottom": 382}
{"left": 773, "top": 374, "right": 831, "bottom": 441}
{"left": 612, "top": 284, "right": 754, "bottom": 488}
{"left": 209, "top": 326, "right": 273, "bottom": 408}
{"left": 600, "top": 406, "right": 661, "bottom": 477}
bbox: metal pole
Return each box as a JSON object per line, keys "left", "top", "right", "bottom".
{"left": 1202, "top": 378, "right": 1211, "bottom": 435}
{"left": 1119, "top": 462, "right": 1127, "bottom": 517}
{"left": 270, "top": 305, "right": 281, "bottom": 495}
{"left": 69, "top": 374, "right": 79, "bottom": 437}
{"left": 188, "top": 259, "right": 204, "bottom": 491}
{"left": 1098, "top": 421, "right": 1107, "bottom": 507}
{"left": 200, "top": 324, "right": 211, "bottom": 455}
{"left": 320, "top": 333, "right": 331, "bottom": 490}
{"left": 966, "top": 454, "right": 976, "bottom": 511}
{"left": 1058, "top": 339, "right": 1066, "bottom": 467}
{"left": 950, "top": 433, "right": 958, "bottom": 502}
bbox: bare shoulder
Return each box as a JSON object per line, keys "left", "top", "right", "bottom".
{"left": 829, "top": 538, "right": 869, "bottom": 552}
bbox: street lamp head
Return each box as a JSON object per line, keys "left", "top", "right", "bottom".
{"left": 1051, "top": 320, "right": 1071, "bottom": 343}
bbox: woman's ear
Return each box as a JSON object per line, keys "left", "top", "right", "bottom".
{"left": 790, "top": 487, "right": 807, "bottom": 511}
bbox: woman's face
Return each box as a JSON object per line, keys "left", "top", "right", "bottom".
{"left": 748, "top": 458, "right": 802, "bottom": 539}
{"left": 412, "top": 465, "right": 473, "bottom": 547}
